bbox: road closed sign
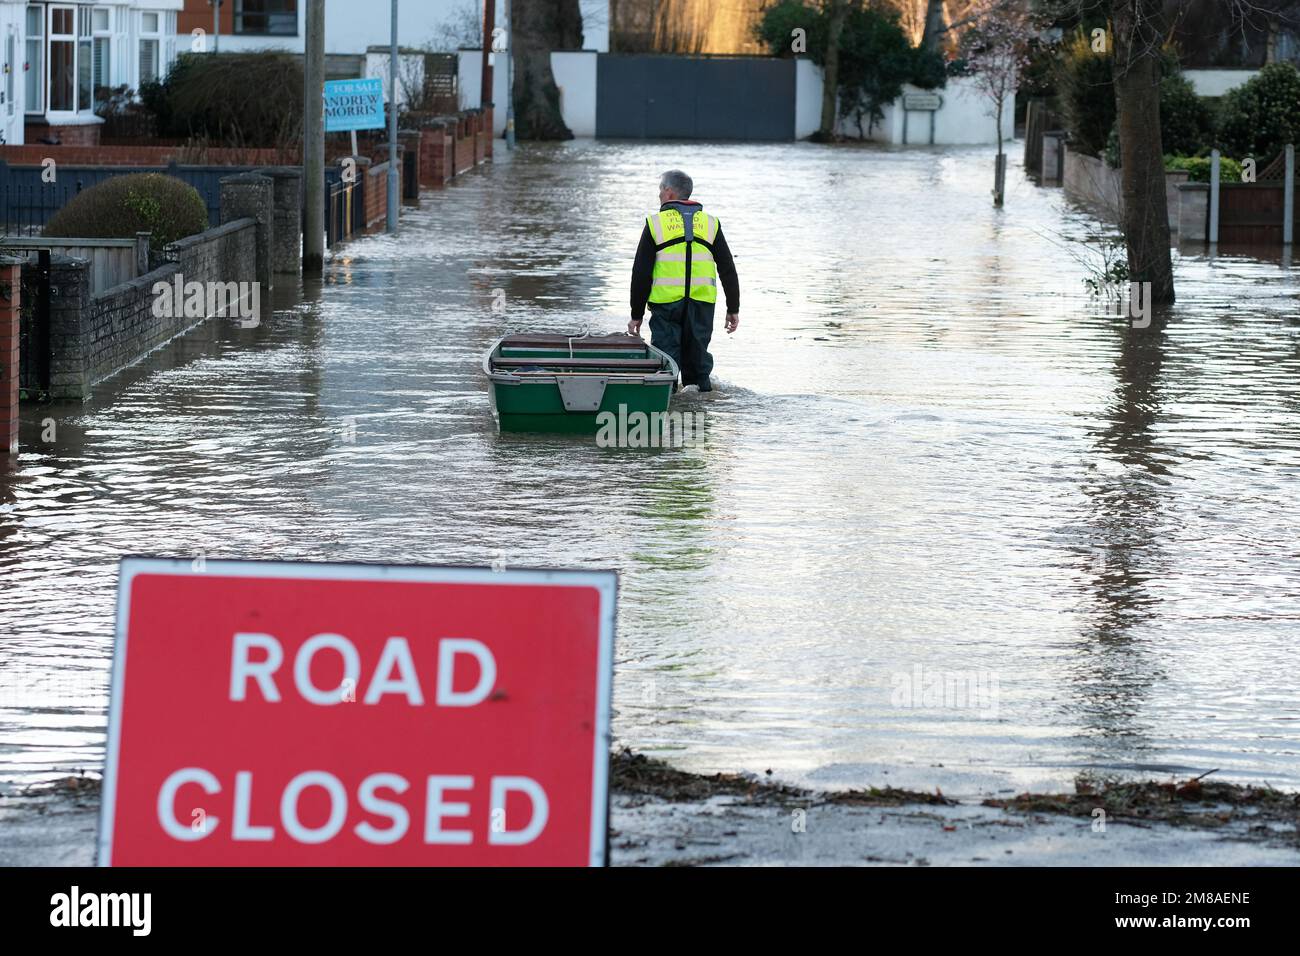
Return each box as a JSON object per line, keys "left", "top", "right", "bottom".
{"left": 99, "top": 559, "right": 616, "bottom": 866}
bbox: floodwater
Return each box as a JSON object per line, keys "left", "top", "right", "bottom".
{"left": 2, "top": 142, "right": 1298, "bottom": 797}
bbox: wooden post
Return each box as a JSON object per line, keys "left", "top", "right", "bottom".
{"left": 303, "top": 0, "right": 325, "bottom": 273}
{"left": 1284, "top": 143, "right": 1294, "bottom": 246}
{"left": 0, "top": 257, "right": 21, "bottom": 455}
{"left": 481, "top": 0, "right": 495, "bottom": 111}
{"left": 1209, "top": 149, "right": 1221, "bottom": 245}
{"left": 387, "top": 0, "right": 400, "bottom": 234}
{"left": 135, "top": 232, "right": 151, "bottom": 277}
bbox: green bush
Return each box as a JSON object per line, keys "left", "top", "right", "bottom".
{"left": 145, "top": 51, "right": 303, "bottom": 148}
{"left": 1158, "top": 72, "right": 1215, "bottom": 156}
{"left": 754, "top": 2, "right": 944, "bottom": 136}
{"left": 1216, "top": 63, "right": 1300, "bottom": 167}
{"left": 1164, "top": 154, "right": 1244, "bottom": 183}
{"left": 1055, "top": 29, "right": 1115, "bottom": 157}
{"left": 1104, "top": 72, "right": 1216, "bottom": 167}
{"left": 43, "top": 173, "right": 209, "bottom": 251}
{"left": 754, "top": 2, "right": 828, "bottom": 60}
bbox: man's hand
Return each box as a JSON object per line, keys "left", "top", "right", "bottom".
{"left": 725, "top": 313, "right": 740, "bottom": 334}
{"left": 627, "top": 317, "right": 643, "bottom": 336}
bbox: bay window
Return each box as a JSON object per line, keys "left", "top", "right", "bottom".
{"left": 48, "top": 5, "right": 74, "bottom": 112}
{"left": 24, "top": 4, "right": 42, "bottom": 113}
{"left": 92, "top": 7, "right": 112, "bottom": 104}
{"left": 138, "top": 10, "right": 159, "bottom": 85}
{"left": 77, "top": 7, "right": 91, "bottom": 111}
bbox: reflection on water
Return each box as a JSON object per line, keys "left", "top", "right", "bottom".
{"left": 1, "top": 141, "right": 1298, "bottom": 796}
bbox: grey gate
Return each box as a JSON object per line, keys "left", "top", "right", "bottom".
{"left": 596, "top": 55, "right": 796, "bottom": 141}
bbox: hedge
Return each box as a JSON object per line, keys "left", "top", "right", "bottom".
{"left": 43, "top": 173, "right": 209, "bottom": 251}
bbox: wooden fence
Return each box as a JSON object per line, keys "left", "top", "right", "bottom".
{"left": 0, "top": 235, "right": 149, "bottom": 295}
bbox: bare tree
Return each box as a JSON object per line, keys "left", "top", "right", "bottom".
{"left": 514, "top": 0, "right": 584, "bottom": 139}
{"left": 921, "top": 0, "right": 949, "bottom": 49}
{"left": 817, "top": 0, "right": 851, "bottom": 141}
{"left": 428, "top": 0, "right": 484, "bottom": 52}
{"left": 1110, "top": 0, "right": 1175, "bottom": 303}
{"left": 961, "top": 4, "right": 1035, "bottom": 205}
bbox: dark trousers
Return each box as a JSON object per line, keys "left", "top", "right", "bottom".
{"left": 648, "top": 297, "right": 716, "bottom": 390}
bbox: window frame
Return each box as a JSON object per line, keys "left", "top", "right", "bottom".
{"left": 91, "top": 5, "right": 113, "bottom": 109}
{"left": 233, "top": 0, "right": 299, "bottom": 38}
{"left": 46, "top": 3, "right": 79, "bottom": 116}
{"left": 137, "top": 9, "right": 161, "bottom": 87}
{"left": 23, "top": 3, "right": 44, "bottom": 115}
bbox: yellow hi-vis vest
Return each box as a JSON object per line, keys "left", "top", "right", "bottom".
{"left": 647, "top": 207, "right": 720, "bottom": 305}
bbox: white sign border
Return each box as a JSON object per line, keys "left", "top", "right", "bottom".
{"left": 98, "top": 557, "right": 618, "bottom": 868}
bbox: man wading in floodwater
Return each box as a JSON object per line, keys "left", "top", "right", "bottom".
{"left": 628, "top": 170, "right": 740, "bottom": 392}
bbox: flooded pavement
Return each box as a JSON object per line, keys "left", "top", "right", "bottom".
{"left": 1, "top": 141, "right": 1298, "bottom": 798}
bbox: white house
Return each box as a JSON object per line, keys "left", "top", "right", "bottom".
{"left": 0, "top": 0, "right": 181, "bottom": 145}
{"left": 177, "top": 0, "right": 609, "bottom": 56}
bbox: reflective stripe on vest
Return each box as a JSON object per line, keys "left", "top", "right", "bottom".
{"left": 647, "top": 208, "right": 719, "bottom": 305}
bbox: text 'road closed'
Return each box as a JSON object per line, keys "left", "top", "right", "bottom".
{"left": 101, "top": 561, "right": 615, "bottom": 866}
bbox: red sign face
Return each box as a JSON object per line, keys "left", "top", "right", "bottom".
{"left": 99, "top": 560, "right": 616, "bottom": 867}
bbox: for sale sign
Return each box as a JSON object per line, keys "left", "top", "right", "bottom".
{"left": 99, "top": 559, "right": 616, "bottom": 866}
{"left": 324, "top": 78, "right": 387, "bottom": 132}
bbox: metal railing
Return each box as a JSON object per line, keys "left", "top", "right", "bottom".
{"left": 325, "top": 175, "right": 364, "bottom": 249}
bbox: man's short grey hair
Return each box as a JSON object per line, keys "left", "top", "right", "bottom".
{"left": 660, "top": 169, "right": 693, "bottom": 199}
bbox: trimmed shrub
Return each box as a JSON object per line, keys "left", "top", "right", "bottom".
{"left": 43, "top": 174, "right": 209, "bottom": 251}
{"left": 1216, "top": 63, "right": 1300, "bottom": 167}
{"left": 1164, "top": 154, "right": 1244, "bottom": 183}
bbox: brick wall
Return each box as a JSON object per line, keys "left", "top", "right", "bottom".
{"left": 454, "top": 115, "right": 475, "bottom": 176}
{"left": 21, "top": 220, "right": 260, "bottom": 399}
{"left": 25, "top": 121, "right": 102, "bottom": 148}
{"left": 422, "top": 122, "right": 454, "bottom": 188}
{"left": 257, "top": 167, "right": 303, "bottom": 275}
{"left": 0, "top": 144, "right": 293, "bottom": 167}
{"left": 365, "top": 163, "right": 389, "bottom": 231}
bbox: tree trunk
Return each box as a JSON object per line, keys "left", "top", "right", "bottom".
{"left": 817, "top": 0, "right": 848, "bottom": 141}
{"left": 994, "top": 99, "right": 1005, "bottom": 205}
{"left": 1110, "top": 0, "right": 1175, "bottom": 304}
{"left": 513, "top": 0, "right": 584, "bottom": 140}
{"left": 920, "top": 0, "right": 947, "bottom": 52}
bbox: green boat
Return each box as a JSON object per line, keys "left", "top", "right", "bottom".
{"left": 484, "top": 333, "right": 679, "bottom": 433}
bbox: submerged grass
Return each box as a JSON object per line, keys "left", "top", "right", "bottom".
{"left": 611, "top": 749, "right": 956, "bottom": 807}
{"left": 983, "top": 771, "right": 1300, "bottom": 835}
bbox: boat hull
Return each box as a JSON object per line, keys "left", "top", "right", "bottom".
{"left": 484, "top": 334, "right": 677, "bottom": 434}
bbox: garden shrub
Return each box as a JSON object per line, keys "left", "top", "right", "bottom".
{"left": 143, "top": 51, "right": 304, "bottom": 149}
{"left": 1104, "top": 72, "right": 1216, "bottom": 167}
{"left": 1055, "top": 28, "right": 1114, "bottom": 157}
{"left": 754, "top": 2, "right": 946, "bottom": 137}
{"left": 1164, "top": 154, "right": 1244, "bottom": 183}
{"left": 1216, "top": 63, "right": 1300, "bottom": 167}
{"left": 43, "top": 174, "right": 209, "bottom": 251}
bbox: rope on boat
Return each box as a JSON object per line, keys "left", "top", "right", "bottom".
{"left": 567, "top": 326, "right": 594, "bottom": 359}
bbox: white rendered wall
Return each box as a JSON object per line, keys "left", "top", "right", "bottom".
{"left": 551, "top": 51, "right": 597, "bottom": 137}
{"left": 206, "top": 1, "right": 609, "bottom": 56}
{"left": 794, "top": 58, "right": 822, "bottom": 140}
{"left": 794, "top": 66, "right": 1015, "bottom": 145}
{"left": 1183, "top": 69, "right": 1259, "bottom": 97}
{"left": 459, "top": 50, "right": 594, "bottom": 137}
